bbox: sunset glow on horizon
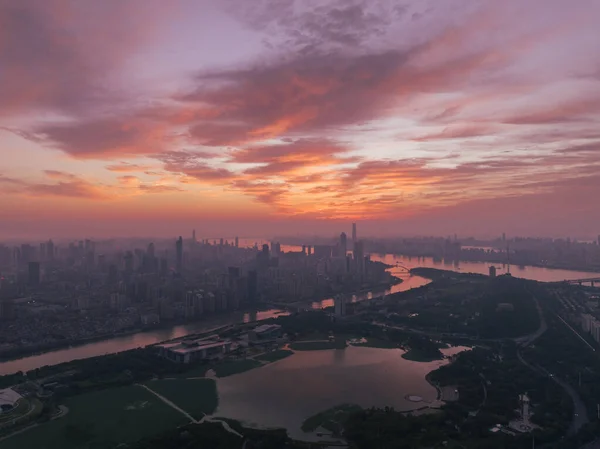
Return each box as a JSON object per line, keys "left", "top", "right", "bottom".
{"left": 1, "top": 0, "right": 599, "bottom": 239}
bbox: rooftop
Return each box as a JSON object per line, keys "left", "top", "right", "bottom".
{"left": 0, "top": 388, "right": 22, "bottom": 407}
{"left": 170, "top": 340, "right": 230, "bottom": 354}
{"left": 253, "top": 324, "right": 282, "bottom": 334}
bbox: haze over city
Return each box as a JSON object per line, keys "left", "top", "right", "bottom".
{"left": 1, "top": 0, "right": 599, "bottom": 240}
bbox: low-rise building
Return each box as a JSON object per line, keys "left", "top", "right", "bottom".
{"left": 157, "top": 337, "right": 231, "bottom": 363}
{"left": 248, "top": 324, "right": 282, "bottom": 342}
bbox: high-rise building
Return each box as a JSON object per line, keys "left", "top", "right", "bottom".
{"left": 489, "top": 266, "right": 497, "bottom": 277}
{"left": 47, "top": 239, "right": 54, "bottom": 261}
{"left": 147, "top": 242, "right": 155, "bottom": 258}
{"left": 192, "top": 229, "right": 196, "bottom": 243}
{"left": 354, "top": 240, "right": 365, "bottom": 274}
{"left": 235, "top": 236, "right": 239, "bottom": 248}
{"left": 340, "top": 232, "right": 347, "bottom": 257}
{"left": 28, "top": 262, "right": 40, "bottom": 286}
{"left": 334, "top": 295, "right": 347, "bottom": 317}
{"left": 124, "top": 251, "right": 134, "bottom": 273}
{"left": 176, "top": 236, "right": 183, "bottom": 273}
{"left": 352, "top": 223, "right": 357, "bottom": 243}
{"left": 248, "top": 270, "right": 258, "bottom": 303}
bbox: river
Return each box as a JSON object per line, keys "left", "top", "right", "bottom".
{"left": 0, "top": 252, "right": 597, "bottom": 376}
{"left": 0, "top": 309, "right": 285, "bottom": 376}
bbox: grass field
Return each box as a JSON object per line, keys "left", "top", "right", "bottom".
{"left": 1, "top": 386, "right": 187, "bottom": 449}
{"left": 0, "top": 398, "right": 30, "bottom": 424}
{"left": 255, "top": 349, "right": 294, "bottom": 363}
{"left": 172, "top": 364, "right": 211, "bottom": 379}
{"left": 213, "top": 360, "right": 262, "bottom": 377}
{"left": 144, "top": 379, "right": 218, "bottom": 420}
{"left": 290, "top": 340, "right": 346, "bottom": 351}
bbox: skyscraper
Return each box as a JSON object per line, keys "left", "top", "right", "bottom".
{"left": 176, "top": 237, "right": 183, "bottom": 273}
{"left": 47, "top": 239, "right": 54, "bottom": 261}
{"left": 248, "top": 270, "right": 258, "bottom": 302}
{"left": 235, "top": 236, "right": 239, "bottom": 248}
{"left": 192, "top": 229, "right": 196, "bottom": 243}
{"left": 28, "top": 262, "right": 40, "bottom": 286}
{"left": 352, "top": 223, "right": 357, "bottom": 243}
{"left": 340, "top": 232, "right": 347, "bottom": 256}
{"left": 354, "top": 240, "right": 365, "bottom": 274}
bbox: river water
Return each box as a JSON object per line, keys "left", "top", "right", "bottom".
{"left": 0, "top": 310, "right": 285, "bottom": 376}
{"left": 0, "top": 252, "right": 596, "bottom": 376}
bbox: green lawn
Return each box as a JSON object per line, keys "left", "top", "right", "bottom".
{"left": 144, "top": 379, "right": 218, "bottom": 420}
{"left": 255, "top": 349, "right": 294, "bottom": 363}
{"left": 1, "top": 386, "right": 187, "bottom": 449}
{"left": 290, "top": 340, "right": 347, "bottom": 351}
{"left": 296, "top": 332, "right": 331, "bottom": 341}
{"left": 172, "top": 363, "right": 211, "bottom": 379}
{"left": 212, "top": 359, "right": 262, "bottom": 377}
{"left": 0, "top": 398, "right": 33, "bottom": 425}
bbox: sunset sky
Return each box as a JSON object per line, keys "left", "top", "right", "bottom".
{"left": 1, "top": 0, "right": 599, "bottom": 240}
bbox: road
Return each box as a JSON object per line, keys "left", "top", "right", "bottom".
{"left": 139, "top": 383, "right": 244, "bottom": 441}
{"left": 515, "top": 293, "right": 589, "bottom": 436}
{"left": 137, "top": 383, "right": 198, "bottom": 423}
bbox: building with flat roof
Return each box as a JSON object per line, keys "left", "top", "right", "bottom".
{"left": 248, "top": 324, "right": 282, "bottom": 342}
{"left": 157, "top": 337, "right": 231, "bottom": 364}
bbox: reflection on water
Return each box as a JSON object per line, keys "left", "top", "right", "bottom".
{"left": 0, "top": 309, "right": 284, "bottom": 375}
{"left": 1, "top": 249, "right": 596, "bottom": 376}
{"left": 215, "top": 345, "right": 466, "bottom": 440}
{"left": 371, "top": 253, "right": 598, "bottom": 282}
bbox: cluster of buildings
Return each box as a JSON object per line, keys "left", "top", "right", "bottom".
{"left": 156, "top": 323, "right": 283, "bottom": 364}
{"left": 367, "top": 234, "right": 600, "bottom": 272}
{"left": 581, "top": 313, "right": 600, "bottom": 342}
{"left": 0, "top": 224, "right": 393, "bottom": 358}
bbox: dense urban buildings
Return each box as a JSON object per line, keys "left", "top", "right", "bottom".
{"left": 0, "top": 226, "right": 393, "bottom": 358}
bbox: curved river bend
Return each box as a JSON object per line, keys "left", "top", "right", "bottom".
{"left": 0, "top": 253, "right": 596, "bottom": 376}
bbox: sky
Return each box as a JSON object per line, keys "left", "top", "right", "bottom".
{"left": 1, "top": 0, "right": 599, "bottom": 240}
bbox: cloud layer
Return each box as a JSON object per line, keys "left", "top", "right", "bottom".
{"left": 1, "top": 0, "right": 599, "bottom": 238}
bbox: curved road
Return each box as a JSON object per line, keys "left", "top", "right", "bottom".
{"left": 516, "top": 292, "right": 589, "bottom": 436}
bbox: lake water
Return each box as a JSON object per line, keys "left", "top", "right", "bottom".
{"left": 214, "top": 345, "right": 466, "bottom": 440}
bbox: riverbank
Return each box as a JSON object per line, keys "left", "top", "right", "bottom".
{"left": 0, "top": 306, "right": 288, "bottom": 368}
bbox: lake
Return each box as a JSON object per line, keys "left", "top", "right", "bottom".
{"left": 214, "top": 345, "right": 466, "bottom": 440}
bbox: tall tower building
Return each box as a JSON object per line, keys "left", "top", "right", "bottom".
{"left": 176, "top": 236, "right": 183, "bottom": 273}
{"left": 235, "top": 236, "right": 239, "bottom": 248}
{"left": 28, "top": 262, "right": 41, "bottom": 286}
{"left": 352, "top": 223, "right": 357, "bottom": 243}
{"left": 340, "top": 232, "right": 347, "bottom": 257}
{"left": 192, "top": 229, "right": 196, "bottom": 243}
{"left": 354, "top": 240, "right": 365, "bottom": 274}
{"left": 47, "top": 239, "right": 55, "bottom": 261}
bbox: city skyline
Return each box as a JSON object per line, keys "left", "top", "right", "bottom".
{"left": 1, "top": 0, "right": 600, "bottom": 239}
